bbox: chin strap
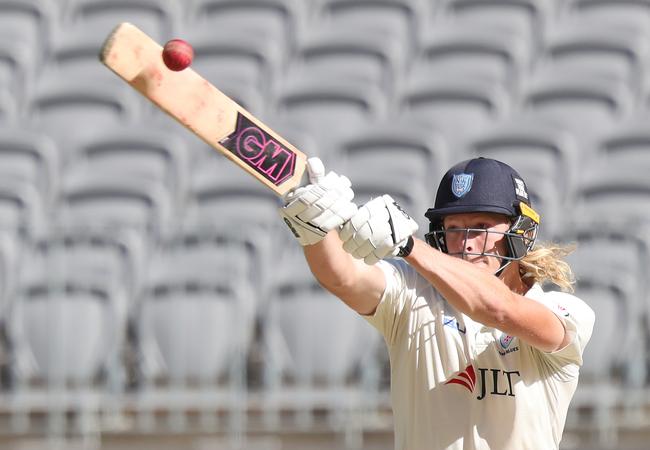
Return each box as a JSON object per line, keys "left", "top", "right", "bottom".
{"left": 494, "top": 259, "right": 512, "bottom": 277}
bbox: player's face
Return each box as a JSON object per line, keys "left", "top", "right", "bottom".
{"left": 442, "top": 212, "right": 511, "bottom": 272}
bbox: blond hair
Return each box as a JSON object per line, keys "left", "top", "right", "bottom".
{"left": 519, "top": 242, "right": 577, "bottom": 293}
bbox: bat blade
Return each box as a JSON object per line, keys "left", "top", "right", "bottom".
{"left": 99, "top": 22, "right": 306, "bottom": 196}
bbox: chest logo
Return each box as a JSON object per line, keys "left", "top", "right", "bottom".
{"left": 445, "top": 365, "right": 521, "bottom": 400}
{"left": 497, "top": 333, "right": 519, "bottom": 356}
{"left": 500, "top": 334, "right": 514, "bottom": 349}
{"left": 443, "top": 315, "right": 466, "bottom": 334}
{"left": 444, "top": 364, "right": 476, "bottom": 392}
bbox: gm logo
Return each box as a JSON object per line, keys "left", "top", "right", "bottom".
{"left": 220, "top": 113, "right": 296, "bottom": 186}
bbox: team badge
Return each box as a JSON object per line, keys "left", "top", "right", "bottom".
{"left": 451, "top": 173, "right": 474, "bottom": 198}
{"left": 513, "top": 177, "right": 529, "bottom": 200}
{"left": 499, "top": 334, "right": 514, "bottom": 349}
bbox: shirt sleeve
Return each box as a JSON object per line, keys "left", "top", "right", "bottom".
{"left": 533, "top": 290, "right": 596, "bottom": 367}
{"left": 361, "top": 259, "right": 415, "bottom": 347}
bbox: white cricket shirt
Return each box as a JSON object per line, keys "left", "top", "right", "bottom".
{"left": 365, "top": 260, "right": 595, "bottom": 450}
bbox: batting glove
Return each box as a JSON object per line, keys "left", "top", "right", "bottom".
{"left": 340, "top": 195, "right": 418, "bottom": 265}
{"left": 279, "top": 157, "right": 357, "bottom": 246}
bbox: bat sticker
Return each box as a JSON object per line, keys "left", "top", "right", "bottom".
{"left": 219, "top": 113, "right": 297, "bottom": 186}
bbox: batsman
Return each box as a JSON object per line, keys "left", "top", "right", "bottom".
{"left": 280, "top": 156, "right": 595, "bottom": 450}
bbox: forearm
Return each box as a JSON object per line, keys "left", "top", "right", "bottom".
{"left": 404, "top": 238, "right": 515, "bottom": 328}
{"left": 304, "top": 232, "right": 356, "bottom": 290}
{"left": 303, "top": 231, "right": 385, "bottom": 315}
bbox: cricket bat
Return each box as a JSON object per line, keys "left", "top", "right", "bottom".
{"left": 99, "top": 22, "right": 306, "bottom": 197}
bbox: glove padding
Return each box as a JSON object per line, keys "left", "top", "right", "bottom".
{"left": 280, "top": 157, "right": 357, "bottom": 246}
{"left": 340, "top": 194, "right": 418, "bottom": 264}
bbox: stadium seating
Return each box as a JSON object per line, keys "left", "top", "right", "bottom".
{"left": 398, "top": 71, "right": 511, "bottom": 150}
{"left": 61, "top": 0, "right": 179, "bottom": 41}
{"left": 187, "top": 0, "right": 304, "bottom": 51}
{"left": 132, "top": 244, "right": 254, "bottom": 430}
{"left": 261, "top": 248, "right": 379, "bottom": 429}
{"left": 288, "top": 26, "right": 407, "bottom": 95}
{"left": 414, "top": 22, "right": 531, "bottom": 91}
{"left": 519, "top": 69, "right": 634, "bottom": 154}
{"left": 1, "top": 0, "right": 649, "bottom": 447}
{"left": 565, "top": 0, "right": 650, "bottom": 32}
{"left": 538, "top": 19, "right": 647, "bottom": 94}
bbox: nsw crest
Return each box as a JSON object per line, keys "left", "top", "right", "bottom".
{"left": 452, "top": 173, "right": 474, "bottom": 198}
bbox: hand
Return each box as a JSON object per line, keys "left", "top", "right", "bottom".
{"left": 340, "top": 195, "right": 418, "bottom": 264}
{"left": 279, "top": 158, "right": 357, "bottom": 246}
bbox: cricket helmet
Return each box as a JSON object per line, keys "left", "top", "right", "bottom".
{"left": 424, "top": 157, "right": 540, "bottom": 264}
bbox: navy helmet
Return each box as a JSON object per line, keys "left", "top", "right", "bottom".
{"left": 424, "top": 157, "right": 540, "bottom": 263}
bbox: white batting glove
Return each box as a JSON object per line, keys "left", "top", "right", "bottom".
{"left": 279, "top": 157, "right": 357, "bottom": 246}
{"left": 340, "top": 195, "right": 418, "bottom": 265}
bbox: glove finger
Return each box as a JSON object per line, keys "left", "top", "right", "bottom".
{"left": 319, "top": 171, "right": 341, "bottom": 190}
{"left": 335, "top": 202, "right": 358, "bottom": 223}
{"left": 307, "top": 208, "right": 335, "bottom": 228}
{"left": 342, "top": 237, "right": 361, "bottom": 254}
{"left": 348, "top": 207, "right": 371, "bottom": 232}
{"left": 318, "top": 211, "right": 349, "bottom": 231}
{"left": 353, "top": 240, "right": 377, "bottom": 259}
{"left": 339, "top": 222, "right": 354, "bottom": 242}
{"left": 307, "top": 157, "right": 325, "bottom": 183}
{"left": 339, "top": 175, "right": 352, "bottom": 190}
{"left": 364, "top": 253, "right": 381, "bottom": 265}
{"left": 283, "top": 197, "right": 310, "bottom": 217}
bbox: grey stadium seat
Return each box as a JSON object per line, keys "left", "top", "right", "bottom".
{"left": 26, "top": 78, "right": 140, "bottom": 154}
{"left": 6, "top": 276, "right": 123, "bottom": 412}
{"left": 68, "top": 125, "right": 190, "bottom": 209}
{"left": 132, "top": 261, "right": 254, "bottom": 430}
{"left": 28, "top": 228, "right": 146, "bottom": 317}
{"left": 187, "top": 0, "right": 304, "bottom": 51}
{"left": 315, "top": 0, "right": 423, "bottom": 54}
{"left": 5, "top": 265, "right": 125, "bottom": 436}
{"left": 573, "top": 162, "right": 650, "bottom": 228}
{"left": 58, "top": 170, "right": 175, "bottom": 241}
{"left": 262, "top": 248, "right": 379, "bottom": 429}
{"left": 288, "top": 25, "right": 407, "bottom": 95}
{"left": 0, "top": 0, "right": 54, "bottom": 54}
{"left": 414, "top": 22, "right": 531, "bottom": 90}
{"left": 591, "top": 118, "right": 650, "bottom": 167}
{"left": 520, "top": 69, "right": 633, "bottom": 154}
{"left": 334, "top": 118, "right": 449, "bottom": 182}
{"left": 440, "top": 0, "right": 553, "bottom": 51}
{"left": 567, "top": 276, "right": 634, "bottom": 442}
{"left": 0, "top": 33, "right": 39, "bottom": 106}
{"left": 566, "top": 0, "right": 650, "bottom": 33}
{"left": 0, "top": 88, "right": 16, "bottom": 126}
{"left": 538, "top": 20, "right": 646, "bottom": 93}
{"left": 398, "top": 72, "right": 510, "bottom": 150}
{"left": 0, "top": 128, "right": 59, "bottom": 210}
{"left": 61, "top": 0, "right": 179, "bottom": 41}
{"left": 0, "top": 178, "right": 46, "bottom": 239}
{"left": 273, "top": 75, "right": 386, "bottom": 147}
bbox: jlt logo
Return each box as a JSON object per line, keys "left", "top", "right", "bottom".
{"left": 445, "top": 365, "right": 520, "bottom": 400}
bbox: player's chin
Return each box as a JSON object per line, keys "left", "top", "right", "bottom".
{"left": 468, "top": 257, "right": 497, "bottom": 272}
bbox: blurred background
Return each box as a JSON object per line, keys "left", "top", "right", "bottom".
{"left": 0, "top": 0, "right": 649, "bottom": 449}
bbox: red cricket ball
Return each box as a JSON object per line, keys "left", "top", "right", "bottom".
{"left": 162, "top": 39, "right": 193, "bottom": 71}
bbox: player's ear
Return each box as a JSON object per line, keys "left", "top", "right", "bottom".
{"left": 306, "top": 157, "right": 325, "bottom": 183}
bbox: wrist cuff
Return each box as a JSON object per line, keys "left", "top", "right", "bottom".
{"left": 397, "top": 236, "right": 414, "bottom": 258}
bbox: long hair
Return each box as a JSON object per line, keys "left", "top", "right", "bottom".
{"left": 519, "top": 242, "right": 577, "bottom": 293}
